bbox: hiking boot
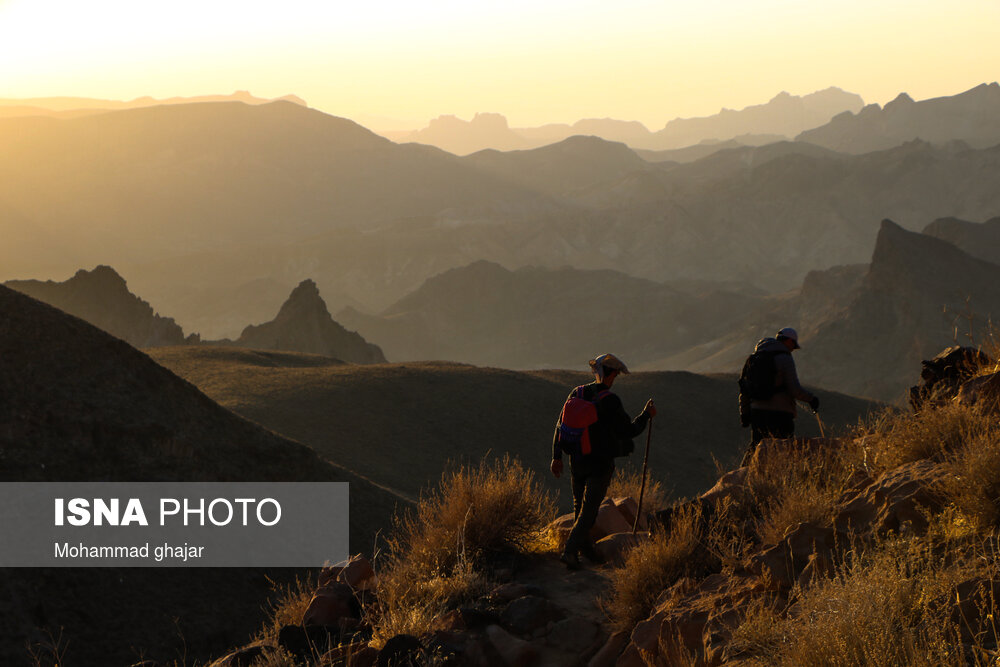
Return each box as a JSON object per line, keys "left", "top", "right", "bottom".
{"left": 579, "top": 542, "right": 606, "bottom": 565}
{"left": 559, "top": 551, "right": 581, "bottom": 570}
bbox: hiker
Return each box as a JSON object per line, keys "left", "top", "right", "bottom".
{"left": 738, "top": 327, "right": 819, "bottom": 466}
{"left": 551, "top": 353, "right": 656, "bottom": 570}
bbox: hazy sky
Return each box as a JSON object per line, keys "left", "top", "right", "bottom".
{"left": 1, "top": 0, "right": 997, "bottom": 130}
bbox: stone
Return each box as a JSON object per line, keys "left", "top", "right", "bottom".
{"left": 612, "top": 497, "right": 642, "bottom": 529}
{"left": 957, "top": 370, "right": 1000, "bottom": 413}
{"left": 594, "top": 531, "right": 649, "bottom": 568}
{"left": 489, "top": 583, "right": 545, "bottom": 604}
{"left": 546, "top": 513, "right": 576, "bottom": 549}
{"left": 302, "top": 583, "right": 361, "bottom": 627}
{"left": 376, "top": 634, "right": 423, "bottom": 667}
{"left": 277, "top": 624, "right": 338, "bottom": 660}
{"left": 591, "top": 500, "right": 632, "bottom": 541}
{"left": 699, "top": 468, "right": 749, "bottom": 505}
{"left": 336, "top": 554, "right": 378, "bottom": 591}
{"left": 833, "top": 459, "right": 944, "bottom": 535}
{"left": 430, "top": 609, "right": 467, "bottom": 633}
{"left": 910, "top": 346, "right": 991, "bottom": 412}
{"left": 500, "top": 595, "right": 566, "bottom": 636}
{"left": 586, "top": 629, "right": 629, "bottom": 667}
{"left": 547, "top": 616, "right": 598, "bottom": 651}
{"left": 749, "top": 522, "right": 837, "bottom": 591}
{"left": 485, "top": 624, "right": 539, "bottom": 666}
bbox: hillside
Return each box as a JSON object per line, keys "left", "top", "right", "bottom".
{"left": 148, "top": 347, "right": 877, "bottom": 511}
{"left": 798, "top": 82, "right": 1000, "bottom": 153}
{"left": 922, "top": 215, "right": 1000, "bottom": 265}
{"left": 5, "top": 265, "right": 188, "bottom": 347}
{"left": 337, "top": 261, "right": 761, "bottom": 369}
{"left": 233, "top": 279, "right": 386, "bottom": 363}
{"left": 0, "top": 284, "right": 402, "bottom": 666}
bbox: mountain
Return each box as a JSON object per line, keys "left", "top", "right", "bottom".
{"left": 462, "top": 135, "right": 651, "bottom": 196}
{"left": 0, "top": 284, "right": 401, "bottom": 665}
{"left": 399, "top": 112, "right": 531, "bottom": 155}
{"left": 149, "top": 348, "right": 878, "bottom": 512}
{"left": 5, "top": 265, "right": 188, "bottom": 347}
{"left": 797, "top": 83, "right": 1000, "bottom": 153}
{"left": 0, "top": 100, "right": 555, "bottom": 275}
{"left": 922, "top": 215, "right": 1000, "bottom": 265}
{"left": 0, "top": 90, "right": 306, "bottom": 113}
{"left": 337, "top": 261, "right": 762, "bottom": 369}
{"left": 650, "top": 87, "right": 865, "bottom": 150}
{"left": 233, "top": 279, "right": 386, "bottom": 363}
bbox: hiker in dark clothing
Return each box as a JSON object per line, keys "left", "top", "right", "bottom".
{"left": 738, "top": 327, "right": 818, "bottom": 466}
{"left": 551, "top": 353, "right": 655, "bottom": 570}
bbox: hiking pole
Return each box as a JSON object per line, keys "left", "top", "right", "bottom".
{"left": 813, "top": 411, "right": 826, "bottom": 438}
{"left": 633, "top": 415, "right": 653, "bottom": 535}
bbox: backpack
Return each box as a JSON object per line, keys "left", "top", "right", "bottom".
{"left": 556, "top": 385, "right": 611, "bottom": 456}
{"left": 738, "top": 350, "right": 789, "bottom": 400}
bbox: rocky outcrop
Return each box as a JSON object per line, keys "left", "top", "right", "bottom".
{"left": 909, "top": 346, "right": 992, "bottom": 411}
{"left": 5, "top": 265, "right": 187, "bottom": 347}
{"left": 236, "top": 279, "right": 386, "bottom": 363}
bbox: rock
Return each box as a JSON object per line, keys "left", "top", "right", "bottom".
{"left": 796, "top": 551, "right": 833, "bottom": 589}
{"left": 591, "top": 500, "right": 633, "bottom": 540}
{"left": 957, "top": 370, "right": 1000, "bottom": 413}
{"left": 594, "top": 531, "right": 649, "bottom": 567}
{"left": 500, "top": 595, "right": 565, "bottom": 635}
{"left": 277, "top": 624, "right": 338, "bottom": 659}
{"left": 587, "top": 629, "right": 629, "bottom": 667}
{"left": 302, "top": 583, "right": 361, "bottom": 627}
{"left": 546, "top": 513, "right": 576, "bottom": 549}
{"left": 699, "top": 468, "right": 749, "bottom": 505}
{"left": 486, "top": 624, "right": 539, "bottom": 666}
{"left": 430, "top": 609, "right": 467, "bottom": 633}
{"left": 547, "top": 616, "right": 599, "bottom": 651}
{"left": 612, "top": 497, "right": 643, "bottom": 529}
{"left": 910, "top": 346, "right": 991, "bottom": 412}
{"left": 749, "top": 522, "right": 837, "bottom": 591}
{"left": 456, "top": 607, "right": 503, "bottom": 630}
{"left": 422, "top": 630, "right": 468, "bottom": 664}
{"left": 376, "top": 634, "right": 423, "bottom": 667}
{"left": 489, "top": 583, "right": 545, "bottom": 604}
{"left": 336, "top": 554, "right": 378, "bottom": 591}
{"left": 834, "top": 459, "right": 944, "bottom": 535}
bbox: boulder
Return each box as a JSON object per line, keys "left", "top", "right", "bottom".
{"left": 591, "top": 500, "right": 633, "bottom": 540}
{"left": 488, "top": 582, "right": 545, "bottom": 604}
{"left": 699, "top": 468, "right": 749, "bottom": 505}
{"left": 910, "top": 346, "right": 991, "bottom": 412}
{"left": 546, "top": 513, "right": 576, "bottom": 549}
{"left": 322, "top": 642, "right": 378, "bottom": 667}
{"left": 594, "top": 531, "right": 649, "bottom": 568}
{"left": 485, "top": 624, "right": 540, "bottom": 666}
{"left": 833, "top": 459, "right": 944, "bottom": 535}
{"left": 338, "top": 554, "right": 378, "bottom": 591}
{"left": 748, "top": 522, "right": 837, "bottom": 591}
{"left": 302, "top": 583, "right": 361, "bottom": 627}
{"left": 587, "top": 629, "right": 629, "bottom": 667}
{"left": 957, "top": 370, "right": 1000, "bottom": 413}
{"left": 277, "top": 624, "right": 338, "bottom": 660}
{"left": 500, "top": 595, "right": 565, "bottom": 636}
{"left": 546, "top": 615, "right": 599, "bottom": 651}
{"left": 376, "top": 634, "right": 423, "bottom": 667}
{"left": 612, "top": 497, "right": 643, "bottom": 529}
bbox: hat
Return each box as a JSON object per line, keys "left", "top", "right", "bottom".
{"left": 589, "top": 353, "right": 630, "bottom": 377}
{"left": 776, "top": 327, "right": 800, "bottom": 349}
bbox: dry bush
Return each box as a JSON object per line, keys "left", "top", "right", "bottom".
{"left": 254, "top": 574, "right": 316, "bottom": 644}
{"left": 859, "top": 403, "right": 989, "bottom": 473}
{"left": 606, "top": 503, "right": 717, "bottom": 632}
{"left": 371, "top": 455, "right": 556, "bottom": 645}
{"left": 746, "top": 442, "right": 859, "bottom": 545}
{"left": 733, "top": 538, "right": 988, "bottom": 667}
{"left": 937, "top": 417, "right": 1000, "bottom": 531}
{"left": 608, "top": 466, "right": 669, "bottom": 513}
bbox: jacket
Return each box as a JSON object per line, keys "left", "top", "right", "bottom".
{"left": 739, "top": 338, "right": 816, "bottom": 417}
{"left": 552, "top": 381, "right": 650, "bottom": 462}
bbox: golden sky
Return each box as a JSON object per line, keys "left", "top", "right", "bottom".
{"left": 1, "top": 0, "right": 997, "bottom": 130}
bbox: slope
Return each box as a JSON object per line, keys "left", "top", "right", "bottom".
{"left": 0, "top": 284, "right": 402, "bottom": 666}
{"left": 148, "top": 348, "right": 878, "bottom": 513}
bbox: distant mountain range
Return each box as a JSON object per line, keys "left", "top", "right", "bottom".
{"left": 798, "top": 83, "right": 1000, "bottom": 153}
{"left": 387, "top": 87, "right": 864, "bottom": 153}
{"left": 0, "top": 90, "right": 306, "bottom": 118}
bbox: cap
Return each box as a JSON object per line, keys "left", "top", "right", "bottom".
{"left": 589, "top": 353, "right": 630, "bottom": 374}
{"left": 776, "top": 327, "right": 800, "bottom": 349}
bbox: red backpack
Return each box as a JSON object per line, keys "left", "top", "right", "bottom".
{"left": 556, "top": 385, "right": 611, "bottom": 456}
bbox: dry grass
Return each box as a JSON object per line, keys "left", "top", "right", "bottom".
{"left": 371, "top": 455, "right": 556, "bottom": 645}
{"left": 606, "top": 503, "right": 718, "bottom": 632}
{"left": 607, "top": 466, "right": 669, "bottom": 513}
{"left": 937, "top": 416, "right": 1000, "bottom": 531}
{"left": 253, "top": 574, "right": 317, "bottom": 645}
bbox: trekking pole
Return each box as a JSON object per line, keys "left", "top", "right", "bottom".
{"left": 814, "top": 411, "right": 826, "bottom": 438}
{"left": 633, "top": 415, "right": 653, "bottom": 535}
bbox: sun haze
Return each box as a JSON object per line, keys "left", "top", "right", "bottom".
{"left": 0, "top": 0, "right": 997, "bottom": 128}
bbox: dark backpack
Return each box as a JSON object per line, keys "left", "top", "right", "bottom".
{"left": 556, "top": 385, "right": 611, "bottom": 456}
{"left": 738, "top": 350, "right": 788, "bottom": 400}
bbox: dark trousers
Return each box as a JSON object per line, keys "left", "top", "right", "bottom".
{"left": 564, "top": 458, "right": 614, "bottom": 555}
{"left": 741, "top": 409, "right": 795, "bottom": 466}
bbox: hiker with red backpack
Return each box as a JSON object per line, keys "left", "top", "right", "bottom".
{"left": 738, "top": 327, "right": 819, "bottom": 466}
{"left": 551, "top": 353, "right": 656, "bottom": 570}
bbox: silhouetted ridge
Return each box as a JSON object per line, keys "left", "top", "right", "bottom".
{"left": 5, "top": 265, "right": 187, "bottom": 347}
{"left": 922, "top": 215, "right": 1000, "bottom": 265}
{"left": 236, "top": 279, "right": 386, "bottom": 363}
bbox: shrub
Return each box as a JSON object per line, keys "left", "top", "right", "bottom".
{"left": 255, "top": 574, "right": 316, "bottom": 644}
{"left": 372, "top": 455, "right": 556, "bottom": 645}
{"left": 606, "top": 503, "right": 717, "bottom": 631}
{"left": 858, "top": 403, "right": 988, "bottom": 473}
{"left": 607, "top": 465, "right": 669, "bottom": 514}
